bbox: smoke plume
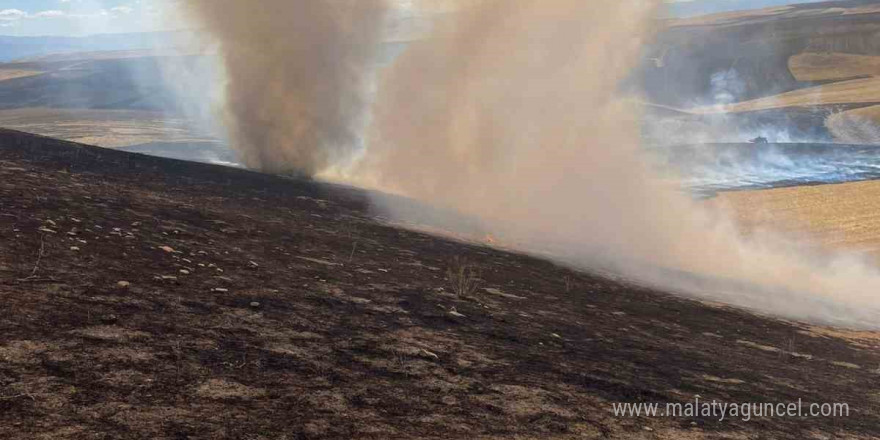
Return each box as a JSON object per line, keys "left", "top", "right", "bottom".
{"left": 188, "top": 0, "right": 880, "bottom": 327}
{"left": 358, "top": 0, "right": 880, "bottom": 327}
{"left": 181, "top": 0, "right": 387, "bottom": 174}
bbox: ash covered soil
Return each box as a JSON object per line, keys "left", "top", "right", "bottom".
{"left": 0, "top": 128, "right": 879, "bottom": 439}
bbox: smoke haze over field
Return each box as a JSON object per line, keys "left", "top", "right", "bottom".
{"left": 185, "top": 0, "right": 880, "bottom": 327}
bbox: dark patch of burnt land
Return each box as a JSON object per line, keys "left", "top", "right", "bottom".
{"left": 0, "top": 128, "right": 878, "bottom": 439}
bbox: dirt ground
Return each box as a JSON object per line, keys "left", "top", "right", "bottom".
{"left": 1, "top": 128, "right": 879, "bottom": 439}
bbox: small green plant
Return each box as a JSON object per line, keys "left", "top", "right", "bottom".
{"left": 447, "top": 256, "right": 481, "bottom": 298}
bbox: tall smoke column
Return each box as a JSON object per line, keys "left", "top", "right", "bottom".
{"left": 362, "top": 0, "right": 880, "bottom": 326}
{"left": 181, "top": 0, "right": 386, "bottom": 174}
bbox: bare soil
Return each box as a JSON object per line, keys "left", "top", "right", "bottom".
{"left": 1, "top": 129, "right": 879, "bottom": 439}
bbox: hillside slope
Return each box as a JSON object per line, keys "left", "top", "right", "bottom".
{"left": 0, "top": 130, "right": 878, "bottom": 439}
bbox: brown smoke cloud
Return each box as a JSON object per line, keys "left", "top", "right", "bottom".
{"left": 357, "top": 0, "right": 880, "bottom": 327}
{"left": 181, "top": 0, "right": 387, "bottom": 174}
{"left": 186, "top": 0, "right": 880, "bottom": 327}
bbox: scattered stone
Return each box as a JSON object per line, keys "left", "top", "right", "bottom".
{"left": 378, "top": 268, "right": 390, "bottom": 273}
{"left": 179, "top": 269, "right": 191, "bottom": 275}
{"left": 349, "top": 297, "right": 372, "bottom": 305}
{"left": 551, "top": 333, "right": 562, "bottom": 339}
{"left": 248, "top": 261, "right": 259, "bottom": 269}
{"left": 38, "top": 227, "right": 57, "bottom": 234}
{"left": 419, "top": 349, "right": 440, "bottom": 360}
{"left": 643, "top": 427, "right": 654, "bottom": 432}
{"left": 117, "top": 281, "right": 131, "bottom": 289}
{"left": 158, "top": 246, "right": 175, "bottom": 253}
{"left": 296, "top": 256, "right": 338, "bottom": 267}
{"left": 211, "top": 288, "right": 229, "bottom": 293}
{"left": 44, "top": 219, "right": 57, "bottom": 227}
{"left": 70, "top": 246, "right": 80, "bottom": 252}
{"left": 249, "top": 301, "right": 261, "bottom": 308}
{"left": 484, "top": 287, "right": 526, "bottom": 300}
{"left": 449, "top": 307, "right": 465, "bottom": 318}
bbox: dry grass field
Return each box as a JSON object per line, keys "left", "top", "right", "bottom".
{"left": 0, "top": 69, "right": 43, "bottom": 82}
{"left": 714, "top": 180, "right": 880, "bottom": 258}
{"left": 789, "top": 52, "right": 880, "bottom": 82}
{"left": 0, "top": 108, "right": 210, "bottom": 148}
{"left": 697, "top": 76, "right": 880, "bottom": 114}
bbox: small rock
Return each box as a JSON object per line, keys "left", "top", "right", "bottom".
{"left": 70, "top": 246, "right": 80, "bottom": 252}
{"left": 211, "top": 288, "right": 229, "bottom": 293}
{"left": 44, "top": 219, "right": 57, "bottom": 227}
{"left": 179, "top": 269, "right": 191, "bottom": 275}
{"left": 643, "top": 427, "right": 654, "bottom": 432}
{"left": 551, "top": 333, "right": 562, "bottom": 339}
{"left": 419, "top": 349, "right": 440, "bottom": 360}
{"left": 100, "top": 314, "right": 119, "bottom": 324}
{"left": 449, "top": 307, "right": 465, "bottom": 318}
{"left": 158, "top": 246, "right": 175, "bottom": 253}
{"left": 117, "top": 281, "right": 131, "bottom": 289}
{"left": 249, "top": 302, "right": 261, "bottom": 308}
{"left": 248, "top": 261, "right": 259, "bottom": 269}
{"left": 38, "top": 227, "right": 57, "bottom": 234}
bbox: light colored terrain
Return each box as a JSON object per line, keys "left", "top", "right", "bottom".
{"left": 0, "top": 108, "right": 209, "bottom": 148}
{"left": 668, "top": 4, "right": 880, "bottom": 28}
{"left": 0, "top": 69, "right": 43, "bottom": 82}
{"left": 0, "top": 50, "right": 214, "bottom": 149}
{"left": 697, "top": 76, "right": 880, "bottom": 114}
{"left": 714, "top": 180, "right": 880, "bottom": 258}
{"left": 789, "top": 52, "right": 880, "bottom": 82}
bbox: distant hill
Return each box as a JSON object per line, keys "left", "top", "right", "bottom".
{"left": 0, "top": 32, "right": 196, "bottom": 62}
{"left": 665, "top": 0, "right": 845, "bottom": 17}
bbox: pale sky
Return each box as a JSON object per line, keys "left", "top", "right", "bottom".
{"left": 0, "top": 0, "right": 182, "bottom": 36}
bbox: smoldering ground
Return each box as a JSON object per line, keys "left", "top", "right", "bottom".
{"left": 184, "top": 0, "right": 880, "bottom": 327}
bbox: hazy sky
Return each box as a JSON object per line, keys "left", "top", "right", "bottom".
{"left": 0, "top": 0, "right": 179, "bottom": 36}
{"left": 0, "top": 0, "right": 841, "bottom": 37}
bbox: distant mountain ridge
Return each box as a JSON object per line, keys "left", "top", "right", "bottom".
{"left": 0, "top": 31, "right": 196, "bottom": 62}
{"left": 666, "top": 0, "right": 845, "bottom": 18}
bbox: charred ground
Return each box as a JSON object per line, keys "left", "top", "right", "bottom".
{"left": 0, "top": 129, "right": 878, "bottom": 439}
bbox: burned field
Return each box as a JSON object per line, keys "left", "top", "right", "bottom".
{"left": 0, "top": 129, "right": 878, "bottom": 439}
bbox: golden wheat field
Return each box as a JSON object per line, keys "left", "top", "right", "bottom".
{"left": 714, "top": 180, "right": 880, "bottom": 258}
